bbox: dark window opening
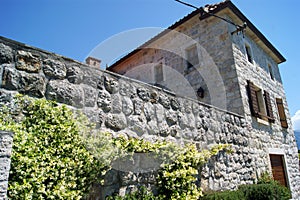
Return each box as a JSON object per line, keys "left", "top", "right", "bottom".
{"left": 186, "top": 45, "right": 199, "bottom": 69}
{"left": 154, "top": 63, "right": 164, "bottom": 83}
{"left": 245, "top": 44, "right": 253, "bottom": 63}
{"left": 268, "top": 64, "right": 274, "bottom": 80}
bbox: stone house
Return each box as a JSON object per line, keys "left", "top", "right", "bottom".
{"left": 0, "top": 0, "right": 300, "bottom": 199}
{"left": 106, "top": 0, "right": 300, "bottom": 198}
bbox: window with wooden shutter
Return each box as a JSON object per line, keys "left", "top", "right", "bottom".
{"left": 247, "top": 81, "right": 275, "bottom": 123}
{"left": 276, "top": 98, "right": 288, "bottom": 128}
{"left": 264, "top": 91, "right": 275, "bottom": 122}
{"left": 269, "top": 154, "right": 288, "bottom": 187}
{"left": 247, "top": 81, "right": 259, "bottom": 117}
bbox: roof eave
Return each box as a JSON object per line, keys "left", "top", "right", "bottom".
{"left": 200, "top": 1, "right": 286, "bottom": 64}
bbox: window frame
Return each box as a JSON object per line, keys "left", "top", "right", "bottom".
{"left": 268, "top": 63, "right": 274, "bottom": 80}
{"left": 185, "top": 44, "right": 199, "bottom": 69}
{"left": 247, "top": 81, "right": 275, "bottom": 122}
{"left": 154, "top": 62, "right": 164, "bottom": 84}
{"left": 245, "top": 43, "right": 253, "bottom": 64}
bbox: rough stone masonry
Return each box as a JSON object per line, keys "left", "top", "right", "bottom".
{"left": 0, "top": 35, "right": 299, "bottom": 199}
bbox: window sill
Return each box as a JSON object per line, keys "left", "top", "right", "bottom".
{"left": 256, "top": 117, "right": 270, "bottom": 126}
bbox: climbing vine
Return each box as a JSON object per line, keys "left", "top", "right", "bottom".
{"left": 111, "top": 137, "right": 231, "bottom": 200}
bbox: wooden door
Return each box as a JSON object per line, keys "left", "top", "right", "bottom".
{"left": 269, "top": 154, "right": 288, "bottom": 187}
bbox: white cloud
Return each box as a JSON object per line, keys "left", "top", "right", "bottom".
{"left": 291, "top": 110, "right": 300, "bottom": 130}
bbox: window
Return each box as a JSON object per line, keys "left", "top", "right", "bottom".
{"left": 269, "top": 154, "right": 288, "bottom": 187}
{"left": 276, "top": 98, "right": 288, "bottom": 128}
{"left": 186, "top": 45, "right": 199, "bottom": 69}
{"left": 154, "top": 63, "right": 164, "bottom": 83}
{"left": 247, "top": 81, "right": 274, "bottom": 122}
{"left": 245, "top": 44, "right": 253, "bottom": 63}
{"left": 268, "top": 63, "right": 274, "bottom": 80}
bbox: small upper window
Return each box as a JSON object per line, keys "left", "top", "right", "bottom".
{"left": 154, "top": 63, "right": 164, "bottom": 83}
{"left": 186, "top": 45, "right": 199, "bottom": 69}
{"left": 268, "top": 64, "right": 274, "bottom": 80}
{"left": 245, "top": 44, "right": 253, "bottom": 63}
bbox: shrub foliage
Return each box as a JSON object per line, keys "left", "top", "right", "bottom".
{"left": 0, "top": 96, "right": 106, "bottom": 199}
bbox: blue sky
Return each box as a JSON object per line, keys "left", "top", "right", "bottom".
{"left": 1, "top": 0, "right": 300, "bottom": 128}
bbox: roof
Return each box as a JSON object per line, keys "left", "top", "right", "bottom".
{"left": 107, "top": 0, "right": 285, "bottom": 71}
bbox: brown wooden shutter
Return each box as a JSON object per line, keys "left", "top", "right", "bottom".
{"left": 276, "top": 98, "right": 288, "bottom": 128}
{"left": 264, "top": 91, "right": 275, "bottom": 122}
{"left": 270, "top": 154, "right": 288, "bottom": 187}
{"left": 247, "top": 81, "right": 259, "bottom": 117}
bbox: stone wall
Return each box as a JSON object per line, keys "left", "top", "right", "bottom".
{"left": 0, "top": 35, "right": 300, "bottom": 199}
{"left": 0, "top": 131, "right": 14, "bottom": 200}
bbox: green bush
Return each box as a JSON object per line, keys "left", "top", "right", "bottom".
{"left": 239, "top": 181, "right": 291, "bottom": 200}
{"left": 106, "top": 186, "right": 158, "bottom": 200}
{"left": 200, "top": 173, "right": 291, "bottom": 200}
{"left": 0, "top": 96, "right": 109, "bottom": 199}
{"left": 200, "top": 190, "right": 245, "bottom": 200}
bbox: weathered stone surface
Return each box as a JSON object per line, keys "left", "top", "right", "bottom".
{"left": 82, "top": 108, "right": 101, "bottom": 126}
{"left": 158, "top": 122, "right": 170, "bottom": 137}
{"left": 16, "top": 50, "right": 41, "bottom": 73}
{"left": 105, "top": 113, "right": 126, "bottom": 131}
{"left": 0, "top": 131, "right": 14, "bottom": 200}
{"left": 158, "top": 94, "right": 170, "bottom": 109}
{"left": 111, "top": 94, "right": 122, "bottom": 113}
{"left": 137, "top": 88, "right": 150, "bottom": 101}
{"left": 132, "top": 98, "right": 143, "bottom": 115}
{"left": 82, "top": 68, "right": 101, "bottom": 88}
{"left": 0, "top": 44, "right": 13, "bottom": 64}
{"left": 122, "top": 96, "right": 133, "bottom": 116}
{"left": 144, "top": 102, "right": 155, "bottom": 121}
{"left": 104, "top": 76, "right": 119, "bottom": 94}
{"left": 166, "top": 110, "right": 178, "bottom": 126}
{"left": 170, "top": 98, "right": 180, "bottom": 110}
{"left": 127, "top": 115, "right": 147, "bottom": 136}
{"left": 97, "top": 90, "right": 111, "bottom": 112}
{"left": 67, "top": 65, "right": 83, "bottom": 84}
{"left": 82, "top": 84, "right": 97, "bottom": 107}
{"left": 43, "top": 59, "right": 66, "bottom": 79}
{"left": 2, "top": 66, "right": 46, "bottom": 97}
{"left": 46, "top": 79, "right": 84, "bottom": 108}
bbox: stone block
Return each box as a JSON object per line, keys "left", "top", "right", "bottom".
{"left": 82, "top": 84, "right": 97, "bottom": 107}
{"left": 0, "top": 43, "right": 13, "bottom": 64}
{"left": 105, "top": 113, "right": 127, "bottom": 131}
{"left": 104, "top": 76, "right": 119, "bottom": 94}
{"left": 2, "top": 67, "right": 46, "bottom": 97}
{"left": 16, "top": 50, "right": 41, "bottom": 73}
{"left": 66, "top": 65, "right": 83, "bottom": 84}
{"left": 122, "top": 96, "right": 133, "bottom": 116}
{"left": 97, "top": 89, "right": 111, "bottom": 112}
{"left": 46, "top": 79, "right": 84, "bottom": 108}
{"left": 43, "top": 59, "right": 66, "bottom": 79}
